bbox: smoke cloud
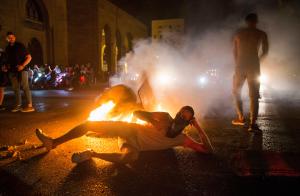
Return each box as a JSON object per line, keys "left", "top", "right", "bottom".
{"left": 113, "top": 2, "right": 300, "bottom": 118}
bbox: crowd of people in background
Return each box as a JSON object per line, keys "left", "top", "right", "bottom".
{"left": 0, "top": 32, "right": 97, "bottom": 112}
{"left": 28, "top": 63, "right": 96, "bottom": 90}
{"left": 1, "top": 62, "right": 97, "bottom": 92}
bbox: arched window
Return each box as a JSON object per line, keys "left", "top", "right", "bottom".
{"left": 101, "top": 25, "right": 112, "bottom": 77}
{"left": 26, "top": 0, "right": 43, "bottom": 22}
{"left": 115, "top": 30, "right": 122, "bottom": 74}
{"left": 28, "top": 38, "right": 43, "bottom": 65}
{"left": 125, "top": 33, "right": 133, "bottom": 52}
{"left": 116, "top": 30, "right": 122, "bottom": 61}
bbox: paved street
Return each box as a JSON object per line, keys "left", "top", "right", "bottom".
{"left": 0, "top": 89, "right": 300, "bottom": 195}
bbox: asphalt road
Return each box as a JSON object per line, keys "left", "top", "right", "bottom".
{"left": 0, "top": 89, "right": 300, "bottom": 195}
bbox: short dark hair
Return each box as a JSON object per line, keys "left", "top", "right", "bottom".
{"left": 180, "top": 105, "right": 194, "bottom": 116}
{"left": 245, "top": 13, "right": 258, "bottom": 23}
{"left": 6, "top": 31, "right": 15, "bottom": 36}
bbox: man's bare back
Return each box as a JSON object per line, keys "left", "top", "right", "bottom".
{"left": 233, "top": 27, "right": 268, "bottom": 69}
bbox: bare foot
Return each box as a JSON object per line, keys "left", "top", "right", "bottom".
{"left": 35, "top": 129, "right": 54, "bottom": 151}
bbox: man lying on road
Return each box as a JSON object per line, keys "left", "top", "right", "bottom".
{"left": 36, "top": 106, "right": 214, "bottom": 164}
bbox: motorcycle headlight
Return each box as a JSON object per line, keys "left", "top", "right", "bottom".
{"left": 198, "top": 76, "right": 207, "bottom": 86}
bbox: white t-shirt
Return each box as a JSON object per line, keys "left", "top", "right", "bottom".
{"left": 136, "top": 125, "right": 185, "bottom": 151}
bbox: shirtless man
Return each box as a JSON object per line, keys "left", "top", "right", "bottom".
{"left": 232, "top": 13, "right": 269, "bottom": 131}
{"left": 35, "top": 106, "right": 214, "bottom": 164}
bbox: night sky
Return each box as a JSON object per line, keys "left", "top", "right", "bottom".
{"left": 109, "top": 0, "right": 185, "bottom": 26}
{"left": 109, "top": 0, "right": 239, "bottom": 33}
{"left": 108, "top": 0, "right": 298, "bottom": 33}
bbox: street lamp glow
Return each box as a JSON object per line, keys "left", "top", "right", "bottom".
{"left": 198, "top": 76, "right": 207, "bottom": 85}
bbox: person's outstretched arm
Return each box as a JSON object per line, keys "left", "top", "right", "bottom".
{"left": 190, "top": 119, "right": 214, "bottom": 153}
{"left": 133, "top": 111, "right": 156, "bottom": 124}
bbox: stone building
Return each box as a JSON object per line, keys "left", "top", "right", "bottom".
{"left": 152, "top": 18, "right": 184, "bottom": 47}
{"left": 0, "top": 0, "right": 68, "bottom": 67}
{"left": 0, "top": 0, "right": 147, "bottom": 81}
{"left": 152, "top": 19, "right": 184, "bottom": 41}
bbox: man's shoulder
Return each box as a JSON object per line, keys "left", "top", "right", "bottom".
{"left": 235, "top": 27, "right": 267, "bottom": 37}
{"left": 6, "top": 42, "right": 25, "bottom": 49}
{"left": 5, "top": 43, "right": 12, "bottom": 50}
{"left": 233, "top": 27, "right": 247, "bottom": 38}
{"left": 15, "top": 42, "right": 26, "bottom": 48}
{"left": 234, "top": 27, "right": 247, "bottom": 34}
{"left": 256, "top": 29, "right": 267, "bottom": 36}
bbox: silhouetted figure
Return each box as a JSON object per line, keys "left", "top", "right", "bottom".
{"left": 232, "top": 13, "right": 269, "bottom": 131}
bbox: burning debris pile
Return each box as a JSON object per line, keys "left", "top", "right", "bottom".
{"left": 0, "top": 140, "right": 47, "bottom": 167}
{"left": 88, "top": 82, "right": 160, "bottom": 124}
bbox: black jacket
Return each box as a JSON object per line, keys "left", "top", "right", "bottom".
{"left": 5, "top": 42, "right": 29, "bottom": 72}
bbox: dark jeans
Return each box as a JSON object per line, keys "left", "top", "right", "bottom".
{"left": 9, "top": 71, "right": 32, "bottom": 106}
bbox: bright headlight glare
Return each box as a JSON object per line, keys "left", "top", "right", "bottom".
{"left": 198, "top": 76, "right": 207, "bottom": 85}
{"left": 157, "top": 74, "right": 171, "bottom": 84}
{"left": 259, "top": 74, "right": 268, "bottom": 83}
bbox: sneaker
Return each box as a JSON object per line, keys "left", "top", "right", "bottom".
{"left": 248, "top": 124, "right": 261, "bottom": 132}
{"left": 232, "top": 118, "right": 245, "bottom": 126}
{"left": 0, "top": 105, "right": 5, "bottom": 111}
{"left": 71, "top": 150, "right": 94, "bottom": 163}
{"left": 21, "top": 106, "right": 35, "bottom": 113}
{"left": 35, "top": 129, "right": 54, "bottom": 150}
{"left": 11, "top": 105, "right": 22, "bottom": 112}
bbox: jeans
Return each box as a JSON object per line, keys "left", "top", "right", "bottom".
{"left": 9, "top": 71, "right": 32, "bottom": 106}
{"left": 232, "top": 68, "right": 260, "bottom": 124}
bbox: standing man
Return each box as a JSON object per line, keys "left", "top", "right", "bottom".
{"left": 5, "top": 32, "right": 35, "bottom": 112}
{"left": 232, "top": 13, "right": 269, "bottom": 131}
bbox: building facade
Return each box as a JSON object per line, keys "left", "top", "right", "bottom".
{"left": 0, "top": 0, "right": 147, "bottom": 81}
{"left": 0, "top": 0, "right": 68, "bottom": 67}
{"left": 152, "top": 18, "right": 184, "bottom": 47}
{"left": 67, "top": 0, "right": 147, "bottom": 80}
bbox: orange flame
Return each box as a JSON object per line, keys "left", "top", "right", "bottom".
{"left": 88, "top": 101, "right": 115, "bottom": 121}
{"left": 88, "top": 101, "right": 147, "bottom": 125}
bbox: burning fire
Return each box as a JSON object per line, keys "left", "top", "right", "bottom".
{"left": 156, "top": 104, "right": 163, "bottom": 111}
{"left": 88, "top": 101, "right": 147, "bottom": 125}
{"left": 88, "top": 101, "right": 116, "bottom": 121}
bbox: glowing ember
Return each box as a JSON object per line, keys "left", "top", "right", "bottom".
{"left": 88, "top": 100, "right": 147, "bottom": 125}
